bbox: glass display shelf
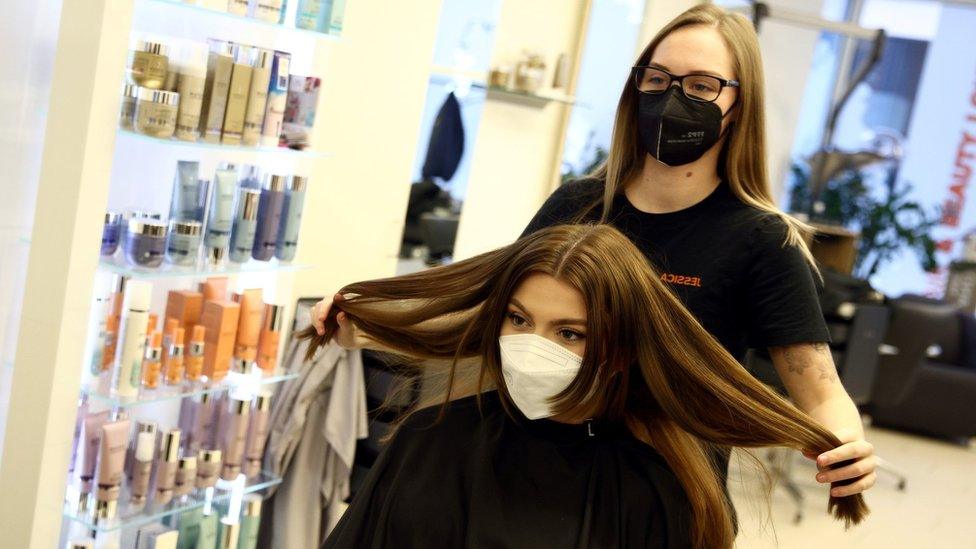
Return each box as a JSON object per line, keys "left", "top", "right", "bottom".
{"left": 143, "top": 0, "right": 343, "bottom": 41}
{"left": 116, "top": 129, "right": 334, "bottom": 159}
{"left": 99, "top": 255, "right": 311, "bottom": 280}
{"left": 82, "top": 370, "right": 297, "bottom": 409}
{"left": 428, "top": 73, "right": 576, "bottom": 106}
{"left": 63, "top": 471, "right": 281, "bottom": 533}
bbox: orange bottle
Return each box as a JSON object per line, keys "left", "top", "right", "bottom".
{"left": 165, "top": 327, "right": 185, "bottom": 385}
{"left": 185, "top": 325, "right": 206, "bottom": 382}
{"left": 145, "top": 313, "right": 158, "bottom": 347}
{"left": 256, "top": 304, "right": 284, "bottom": 372}
{"left": 162, "top": 317, "right": 179, "bottom": 366}
{"left": 102, "top": 314, "right": 118, "bottom": 372}
{"left": 142, "top": 331, "right": 163, "bottom": 389}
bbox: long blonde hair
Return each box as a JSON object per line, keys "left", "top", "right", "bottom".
{"left": 589, "top": 3, "right": 818, "bottom": 268}
{"left": 300, "top": 225, "right": 867, "bottom": 548}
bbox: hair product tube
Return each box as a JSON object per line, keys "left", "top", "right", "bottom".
{"left": 200, "top": 40, "right": 235, "bottom": 144}
{"left": 260, "top": 51, "right": 290, "bottom": 147}
{"left": 176, "top": 43, "right": 208, "bottom": 142}
{"left": 174, "top": 455, "right": 197, "bottom": 498}
{"left": 221, "top": 45, "right": 253, "bottom": 145}
{"left": 169, "top": 161, "right": 202, "bottom": 220}
{"left": 77, "top": 411, "right": 109, "bottom": 508}
{"left": 130, "top": 421, "right": 157, "bottom": 503}
{"left": 192, "top": 392, "right": 216, "bottom": 454}
{"left": 244, "top": 395, "right": 271, "bottom": 477}
{"left": 196, "top": 449, "right": 222, "bottom": 489}
{"left": 242, "top": 49, "right": 274, "bottom": 146}
{"left": 155, "top": 429, "right": 181, "bottom": 504}
{"left": 94, "top": 417, "right": 131, "bottom": 522}
{"left": 275, "top": 175, "right": 307, "bottom": 261}
{"left": 218, "top": 517, "right": 240, "bottom": 549}
{"left": 165, "top": 327, "right": 185, "bottom": 385}
{"left": 205, "top": 165, "right": 238, "bottom": 264}
{"left": 238, "top": 495, "right": 263, "bottom": 549}
{"left": 220, "top": 398, "right": 251, "bottom": 479}
{"left": 232, "top": 289, "right": 263, "bottom": 368}
{"left": 256, "top": 304, "right": 283, "bottom": 372}
{"left": 185, "top": 325, "right": 206, "bottom": 382}
{"left": 229, "top": 188, "right": 261, "bottom": 264}
{"left": 162, "top": 317, "right": 179, "bottom": 367}
{"left": 252, "top": 175, "right": 286, "bottom": 261}
{"left": 111, "top": 280, "right": 153, "bottom": 399}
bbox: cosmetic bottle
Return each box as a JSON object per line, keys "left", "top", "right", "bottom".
{"left": 221, "top": 45, "right": 254, "bottom": 145}
{"left": 101, "top": 212, "right": 123, "bottom": 257}
{"left": 275, "top": 175, "right": 307, "bottom": 261}
{"left": 196, "top": 449, "right": 222, "bottom": 489}
{"left": 129, "top": 40, "right": 169, "bottom": 89}
{"left": 252, "top": 175, "right": 286, "bottom": 261}
{"left": 186, "top": 325, "right": 206, "bottom": 382}
{"left": 166, "top": 327, "right": 186, "bottom": 385}
{"left": 77, "top": 411, "right": 108, "bottom": 508}
{"left": 254, "top": 0, "right": 286, "bottom": 23}
{"left": 218, "top": 517, "right": 240, "bottom": 549}
{"left": 155, "top": 429, "right": 181, "bottom": 504}
{"left": 169, "top": 161, "right": 204, "bottom": 221}
{"left": 162, "top": 317, "right": 179, "bottom": 367}
{"left": 220, "top": 397, "right": 251, "bottom": 479}
{"left": 200, "top": 40, "right": 235, "bottom": 144}
{"left": 166, "top": 220, "right": 203, "bottom": 266}
{"left": 205, "top": 164, "right": 238, "bottom": 264}
{"left": 102, "top": 315, "right": 118, "bottom": 373}
{"left": 146, "top": 313, "right": 158, "bottom": 345}
{"left": 261, "top": 51, "right": 290, "bottom": 147}
{"left": 329, "top": 0, "right": 346, "bottom": 33}
{"left": 94, "top": 416, "right": 131, "bottom": 522}
{"left": 242, "top": 49, "right": 273, "bottom": 146}
{"left": 232, "top": 289, "right": 263, "bottom": 370}
{"left": 69, "top": 397, "right": 88, "bottom": 476}
{"left": 244, "top": 395, "right": 271, "bottom": 477}
{"left": 175, "top": 43, "right": 208, "bottom": 142}
{"left": 198, "top": 512, "right": 219, "bottom": 549}
{"left": 229, "top": 188, "right": 261, "bottom": 263}
{"left": 174, "top": 455, "right": 197, "bottom": 498}
{"left": 135, "top": 88, "right": 180, "bottom": 139}
{"left": 192, "top": 392, "right": 217, "bottom": 454}
{"left": 228, "top": 0, "right": 252, "bottom": 16}
{"left": 256, "top": 303, "right": 283, "bottom": 372}
{"left": 295, "top": 0, "right": 328, "bottom": 31}
{"left": 238, "top": 495, "right": 263, "bottom": 549}
{"left": 130, "top": 421, "right": 158, "bottom": 503}
{"left": 239, "top": 165, "right": 262, "bottom": 189}
{"left": 141, "top": 331, "right": 163, "bottom": 389}
{"left": 111, "top": 280, "right": 152, "bottom": 398}
{"left": 124, "top": 219, "right": 168, "bottom": 268}
{"left": 120, "top": 84, "right": 140, "bottom": 130}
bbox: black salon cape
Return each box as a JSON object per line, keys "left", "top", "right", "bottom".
{"left": 324, "top": 391, "right": 693, "bottom": 548}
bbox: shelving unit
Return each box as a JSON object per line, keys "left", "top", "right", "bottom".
{"left": 116, "top": 129, "right": 334, "bottom": 159}
{"left": 428, "top": 71, "right": 577, "bottom": 107}
{"left": 144, "top": 0, "right": 344, "bottom": 41}
{"left": 82, "top": 371, "right": 298, "bottom": 409}
{"left": 98, "top": 256, "right": 311, "bottom": 280}
{"left": 62, "top": 472, "right": 283, "bottom": 533}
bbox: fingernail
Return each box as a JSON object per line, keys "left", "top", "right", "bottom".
{"left": 816, "top": 474, "right": 826, "bottom": 482}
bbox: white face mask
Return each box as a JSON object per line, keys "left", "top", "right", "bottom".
{"left": 499, "top": 333, "right": 584, "bottom": 420}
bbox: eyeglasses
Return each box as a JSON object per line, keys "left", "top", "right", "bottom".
{"left": 632, "top": 66, "right": 739, "bottom": 103}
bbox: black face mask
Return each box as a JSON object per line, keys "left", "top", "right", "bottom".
{"left": 637, "top": 87, "right": 731, "bottom": 166}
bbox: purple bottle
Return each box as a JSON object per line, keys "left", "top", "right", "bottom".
{"left": 251, "top": 174, "right": 287, "bottom": 261}
{"left": 101, "top": 212, "right": 123, "bottom": 256}
{"left": 124, "top": 219, "right": 168, "bottom": 268}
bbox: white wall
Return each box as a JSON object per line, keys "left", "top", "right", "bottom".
{"left": 452, "top": 0, "right": 588, "bottom": 260}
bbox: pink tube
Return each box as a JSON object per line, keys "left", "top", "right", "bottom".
{"left": 78, "top": 411, "right": 109, "bottom": 497}
{"left": 244, "top": 395, "right": 271, "bottom": 477}
{"left": 220, "top": 398, "right": 250, "bottom": 480}
{"left": 95, "top": 418, "right": 131, "bottom": 509}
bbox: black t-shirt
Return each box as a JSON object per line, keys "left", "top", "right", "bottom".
{"left": 522, "top": 178, "right": 830, "bottom": 361}
{"left": 325, "top": 391, "right": 694, "bottom": 548}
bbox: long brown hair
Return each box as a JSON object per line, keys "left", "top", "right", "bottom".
{"left": 588, "top": 4, "right": 818, "bottom": 269}
{"left": 299, "top": 224, "right": 867, "bottom": 548}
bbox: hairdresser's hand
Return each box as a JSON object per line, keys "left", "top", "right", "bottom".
{"left": 311, "top": 293, "right": 364, "bottom": 349}
{"left": 803, "top": 427, "right": 877, "bottom": 497}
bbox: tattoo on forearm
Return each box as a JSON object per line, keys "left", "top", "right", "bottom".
{"left": 782, "top": 343, "right": 838, "bottom": 383}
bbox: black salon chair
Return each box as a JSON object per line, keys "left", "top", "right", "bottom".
{"left": 419, "top": 212, "right": 459, "bottom": 265}
{"left": 869, "top": 296, "right": 976, "bottom": 444}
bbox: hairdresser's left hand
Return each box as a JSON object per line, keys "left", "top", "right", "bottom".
{"left": 803, "top": 427, "right": 877, "bottom": 497}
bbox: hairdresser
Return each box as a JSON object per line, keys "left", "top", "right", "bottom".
{"left": 312, "top": 3, "right": 875, "bottom": 524}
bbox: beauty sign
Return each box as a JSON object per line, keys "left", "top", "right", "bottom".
{"left": 870, "top": 4, "right": 976, "bottom": 298}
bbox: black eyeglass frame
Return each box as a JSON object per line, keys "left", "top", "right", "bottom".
{"left": 631, "top": 65, "right": 740, "bottom": 103}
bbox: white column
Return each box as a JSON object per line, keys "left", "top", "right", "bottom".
{"left": 0, "top": 1, "right": 133, "bottom": 547}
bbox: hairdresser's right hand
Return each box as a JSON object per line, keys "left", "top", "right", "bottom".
{"left": 311, "top": 293, "right": 364, "bottom": 349}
